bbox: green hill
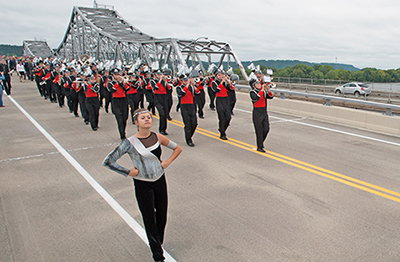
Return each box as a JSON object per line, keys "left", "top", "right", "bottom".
{"left": 222, "top": 59, "right": 359, "bottom": 71}
{"left": 0, "top": 44, "right": 23, "bottom": 56}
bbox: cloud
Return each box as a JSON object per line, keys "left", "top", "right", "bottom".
{"left": 2, "top": 0, "right": 400, "bottom": 69}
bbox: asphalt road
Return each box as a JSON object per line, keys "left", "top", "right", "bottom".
{"left": 1, "top": 76, "right": 400, "bottom": 262}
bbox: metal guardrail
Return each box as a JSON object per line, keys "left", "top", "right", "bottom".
{"left": 236, "top": 84, "right": 400, "bottom": 116}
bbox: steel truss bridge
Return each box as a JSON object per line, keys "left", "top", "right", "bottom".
{"left": 25, "top": 5, "right": 248, "bottom": 79}
{"left": 22, "top": 40, "right": 54, "bottom": 58}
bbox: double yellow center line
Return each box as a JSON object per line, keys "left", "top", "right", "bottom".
{"left": 165, "top": 117, "right": 400, "bottom": 203}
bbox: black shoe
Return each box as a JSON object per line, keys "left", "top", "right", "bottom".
{"left": 256, "top": 148, "right": 266, "bottom": 153}
{"left": 220, "top": 135, "right": 228, "bottom": 140}
{"left": 160, "top": 131, "right": 168, "bottom": 135}
{"left": 210, "top": 107, "right": 215, "bottom": 111}
{"left": 199, "top": 116, "right": 204, "bottom": 119}
{"left": 93, "top": 127, "right": 98, "bottom": 131}
{"left": 187, "top": 140, "right": 195, "bottom": 147}
{"left": 74, "top": 114, "right": 79, "bottom": 117}
{"left": 167, "top": 117, "right": 172, "bottom": 121}
{"left": 84, "top": 120, "right": 89, "bottom": 125}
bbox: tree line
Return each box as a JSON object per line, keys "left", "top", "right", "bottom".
{"left": 236, "top": 64, "right": 400, "bottom": 83}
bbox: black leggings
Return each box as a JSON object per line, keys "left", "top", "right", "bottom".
{"left": 134, "top": 175, "right": 168, "bottom": 261}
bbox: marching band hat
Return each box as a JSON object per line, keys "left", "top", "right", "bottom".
{"left": 249, "top": 78, "right": 258, "bottom": 88}
{"left": 154, "top": 69, "right": 162, "bottom": 75}
{"left": 111, "top": 68, "right": 120, "bottom": 74}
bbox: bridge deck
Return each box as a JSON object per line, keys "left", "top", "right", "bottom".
{"left": 1, "top": 76, "right": 400, "bottom": 261}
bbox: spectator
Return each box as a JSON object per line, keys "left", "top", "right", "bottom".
{"left": 16, "top": 60, "right": 26, "bottom": 82}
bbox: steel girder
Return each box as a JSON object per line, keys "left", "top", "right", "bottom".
{"left": 23, "top": 40, "right": 54, "bottom": 57}
{"left": 55, "top": 6, "right": 248, "bottom": 80}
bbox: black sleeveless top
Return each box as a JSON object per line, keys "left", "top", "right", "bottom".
{"left": 137, "top": 132, "right": 162, "bottom": 161}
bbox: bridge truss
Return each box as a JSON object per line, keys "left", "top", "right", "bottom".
{"left": 55, "top": 6, "right": 248, "bottom": 79}
{"left": 23, "top": 40, "right": 54, "bottom": 58}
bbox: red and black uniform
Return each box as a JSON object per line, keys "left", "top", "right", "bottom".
{"left": 206, "top": 76, "right": 216, "bottom": 110}
{"left": 84, "top": 82, "right": 101, "bottom": 130}
{"left": 41, "top": 67, "right": 52, "bottom": 100}
{"left": 125, "top": 79, "right": 139, "bottom": 123}
{"left": 195, "top": 78, "right": 206, "bottom": 118}
{"left": 211, "top": 78, "right": 231, "bottom": 139}
{"left": 144, "top": 76, "right": 155, "bottom": 114}
{"left": 249, "top": 86, "right": 274, "bottom": 151}
{"left": 151, "top": 77, "right": 169, "bottom": 134}
{"left": 51, "top": 70, "right": 64, "bottom": 106}
{"left": 61, "top": 74, "right": 72, "bottom": 113}
{"left": 33, "top": 64, "right": 44, "bottom": 96}
{"left": 176, "top": 83, "right": 199, "bottom": 145}
{"left": 69, "top": 74, "right": 79, "bottom": 117}
{"left": 99, "top": 73, "right": 111, "bottom": 113}
{"left": 72, "top": 79, "right": 89, "bottom": 123}
{"left": 165, "top": 79, "right": 173, "bottom": 120}
{"left": 107, "top": 79, "right": 129, "bottom": 139}
{"left": 227, "top": 81, "right": 236, "bottom": 115}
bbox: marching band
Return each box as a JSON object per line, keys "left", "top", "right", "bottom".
{"left": 28, "top": 56, "right": 274, "bottom": 148}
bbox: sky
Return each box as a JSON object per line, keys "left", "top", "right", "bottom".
{"left": 1, "top": 0, "right": 400, "bottom": 70}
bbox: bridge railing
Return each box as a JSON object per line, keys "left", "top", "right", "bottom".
{"left": 236, "top": 85, "right": 400, "bottom": 116}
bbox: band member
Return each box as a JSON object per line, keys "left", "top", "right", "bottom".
{"left": 126, "top": 73, "right": 139, "bottom": 124}
{"left": 33, "top": 61, "right": 45, "bottom": 97}
{"left": 108, "top": 68, "right": 129, "bottom": 140}
{"left": 85, "top": 74, "right": 101, "bottom": 131}
{"left": 226, "top": 70, "right": 237, "bottom": 115}
{"left": 137, "top": 64, "right": 147, "bottom": 108}
{"left": 69, "top": 69, "right": 80, "bottom": 117}
{"left": 195, "top": 70, "right": 206, "bottom": 119}
{"left": 144, "top": 70, "right": 156, "bottom": 115}
{"left": 99, "top": 69, "right": 112, "bottom": 113}
{"left": 103, "top": 108, "right": 182, "bottom": 262}
{"left": 212, "top": 69, "right": 232, "bottom": 140}
{"left": 163, "top": 68, "right": 173, "bottom": 120}
{"left": 151, "top": 70, "right": 169, "bottom": 135}
{"left": 176, "top": 73, "right": 199, "bottom": 147}
{"left": 51, "top": 64, "right": 64, "bottom": 107}
{"left": 249, "top": 76, "right": 274, "bottom": 152}
{"left": 61, "top": 69, "right": 73, "bottom": 113}
{"left": 205, "top": 71, "right": 216, "bottom": 111}
{"left": 41, "top": 63, "right": 52, "bottom": 100}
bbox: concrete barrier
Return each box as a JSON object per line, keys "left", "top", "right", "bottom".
{"left": 268, "top": 98, "right": 400, "bottom": 136}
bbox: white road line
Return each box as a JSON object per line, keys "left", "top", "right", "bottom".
{"left": 234, "top": 107, "right": 400, "bottom": 147}
{"left": 7, "top": 95, "right": 176, "bottom": 262}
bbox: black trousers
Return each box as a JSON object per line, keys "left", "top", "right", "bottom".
{"left": 100, "top": 88, "right": 111, "bottom": 112}
{"left": 86, "top": 97, "right": 100, "bottom": 130}
{"left": 137, "top": 88, "right": 145, "bottom": 108}
{"left": 134, "top": 175, "right": 167, "bottom": 261}
{"left": 180, "top": 103, "right": 198, "bottom": 142}
{"left": 111, "top": 97, "right": 129, "bottom": 139}
{"left": 2, "top": 77, "right": 11, "bottom": 95}
{"left": 78, "top": 92, "right": 89, "bottom": 122}
{"left": 35, "top": 76, "right": 44, "bottom": 96}
{"left": 252, "top": 107, "right": 270, "bottom": 149}
{"left": 145, "top": 90, "right": 155, "bottom": 114}
{"left": 70, "top": 90, "right": 79, "bottom": 116}
{"left": 196, "top": 90, "right": 205, "bottom": 118}
{"left": 127, "top": 93, "right": 139, "bottom": 122}
{"left": 207, "top": 87, "right": 216, "bottom": 109}
{"left": 166, "top": 91, "right": 173, "bottom": 118}
{"left": 216, "top": 96, "right": 231, "bottom": 136}
{"left": 228, "top": 89, "right": 236, "bottom": 114}
{"left": 154, "top": 94, "right": 168, "bottom": 133}
{"left": 53, "top": 83, "right": 65, "bottom": 107}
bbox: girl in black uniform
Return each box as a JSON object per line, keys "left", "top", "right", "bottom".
{"left": 103, "top": 108, "right": 182, "bottom": 262}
